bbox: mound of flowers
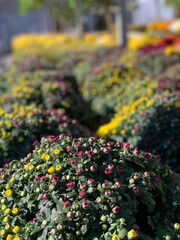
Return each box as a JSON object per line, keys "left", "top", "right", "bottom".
{"left": 135, "top": 50, "right": 180, "bottom": 76}
{"left": 0, "top": 71, "right": 80, "bottom": 111}
{"left": 0, "top": 135, "right": 179, "bottom": 240}
{"left": 0, "top": 106, "right": 89, "bottom": 166}
{"left": 157, "top": 63, "right": 180, "bottom": 93}
{"left": 98, "top": 94, "right": 180, "bottom": 171}
{"left": 136, "top": 94, "right": 180, "bottom": 169}
{"left": 74, "top": 62, "right": 141, "bottom": 119}
{"left": 74, "top": 47, "right": 180, "bottom": 121}
{"left": 0, "top": 70, "right": 98, "bottom": 129}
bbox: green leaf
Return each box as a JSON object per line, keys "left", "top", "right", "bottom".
{"left": 118, "top": 228, "right": 128, "bottom": 238}
{"left": 37, "top": 227, "right": 48, "bottom": 240}
{"left": 81, "top": 224, "right": 88, "bottom": 234}
{"left": 31, "top": 226, "right": 42, "bottom": 235}
{"left": 44, "top": 207, "right": 51, "bottom": 220}
{"left": 67, "top": 191, "right": 77, "bottom": 198}
{"left": 91, "top": 222, "right": 100, "bottom": 229}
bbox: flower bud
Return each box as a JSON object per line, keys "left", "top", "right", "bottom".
{"left": 90, "top": 165, "right": 97, "bottom": 172}
{"left": 112, "top": 206, "right": 121, "bottom": 214}
{"left": 100, "top": 215, "right": 107, "bottom": 223}
{"left": 165, "top": 236, "right": 171, "bottom": 240}
{"left": 102, "top": 182, "right": 108, "bottom": 188}
{"left": 42, "top": 220, "right": 48, "bottom": 226}
{"left": 82, "top": 202, "right": 90, "bottom": 209}
{"left": 129, "top": 179, "right": 135, "bottom": 184}
{"left": 66, "top": 175, "right": 71, "bottom": 180}
{"left": 49, "top": 184, "right": 55, "bottom": 190}
{"left": 105, "top": 190, "right": 111, "bottom": 196}
{"left": 174, "top": 223, "right": 180, "bottom": 230}
{"left": 50, "top": 229, "right": 56, "bottom": 235}
{"left": 76, "top": 231, "right": 81, "bottom": 236}
{"left": 1, "top": 198, "right": 6, "bottom": 204}
{"left": 102, "top": 224, "right": 108, "bottom": 230}
{"left": 67, "top": 211, "right": 74, "bottom": 219}
{"left": 57, "top": 224, "right": 64, "bottom": 230}
{"left": 95, "top": 197, "right": 101, "bottom": 203}
{"left": 36, "top": 188, "right": 40, "bottom": 193}
{"left": 20, "top": 191, "right": 26, "bottom": 197}
{"left": 144, "top": 171, "right": 150, "bottom": 177}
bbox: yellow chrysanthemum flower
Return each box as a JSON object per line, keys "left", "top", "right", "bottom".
{"left": 120, "top": 129, "right": 126, "bottom": 135}
{"left": 5, "top": 189, "right": 13, "bottom": 197}
{"left": 48, "top": 167, "right": 55, "bottom": 174}
{"left": 1, "top": 204, "right": 7, "bottom": 211}
{"left": 45, "top": 154, "right": 51, "bottom": 161}
{"left": 127, "top": 229, "right": 138, "bottom": 239}
{"left": 9, "top": 177, "right": 16, "bottom": 183}
{"left": 28, "top": 164, "right": 35, "bottom": 171}
{"left": 112, "top": 235, "right": 120, "bottom": 240}
{"left": 12, "top": 207, "right": 19, "bottom": 215}
{"left": 5, "top": 208, "right": 11, "bottom": 214}
{"left": 13, "top": 237, "right": 22, "bottom": 240}
{"left": 3, "top": 216, "right": 10, "bottom": 223}
{"left": 12, "top": 226, "right": 20, "bottom": 234}
{"left": 164, "top": 46, "right": 174, "bottom": 55}
{"left": 0, "top": 229, "right": 6, "bottom": 236}
{"left": 5, "top": 224, "right": 11, "bottom": 230}
{"left": 41, "top": 153, "right": 46, "bottom": 160}
{"left": 55, "top": 165, "right": 62, "bottom": 172}
{"left": 37, "top": 148, "right": 42, "bottom": 154}
{"left": 6, "top": 234, "right": 14, "bottom": 240}
{"left": 53, "top": 149, "right": 60, "bottom": 155}
{"left": 36, "top": 164, "right": 42, "bottom": 170}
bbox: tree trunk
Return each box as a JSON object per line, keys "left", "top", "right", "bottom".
{"left": 51, "top": 16, "right": 62, "bottom": 32}
{"left": 104, "top": 0, "right": 113, "bottom": 31}
{"left": 76, "top": 0, "right": 84, "bottom": 38}
{"left": 55, "top": 17, "right": 62, "bottom": 32}
{"left": 119, "top": 0, "right": 127, "bottom": 47}
{"left": 76, "top": 14, "right": 84, "bottom": 38}
{"left": 175, "top": 8, "right": 180, "bottom": 18}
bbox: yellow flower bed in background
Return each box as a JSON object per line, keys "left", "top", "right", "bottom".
{"left": 147, "top": 20, "right": 172, "bottom": 32}
{"left": 12, "top": 19, "right": 180, "bottom": 61}
{"left": 127, "top": 32, "right": 162, "bottom": 50}
{"left": 12, "top": 33, "right": 117, "bottom": 60}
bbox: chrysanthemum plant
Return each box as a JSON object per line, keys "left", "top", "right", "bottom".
{"left": 0, "top": 135, "right": 179, "bottom": 240}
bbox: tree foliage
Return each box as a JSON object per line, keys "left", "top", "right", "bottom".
{"left": 18, "top": 0, "right": 44, "bottom": 14}
{"left": 165, "top": 0, "right": 180, "bottom": 17}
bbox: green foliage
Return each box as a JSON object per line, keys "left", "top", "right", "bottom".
{"left": 18, "top": 0, "right": 44, "bottom": 14}
{"left": 18, "top": 0, "right": 101, "bottom": 20}
{"left": 165, "top": 0, "right": 180, "bottom": 17}
{"left": 166, "top": 0, "right": 180, "bottom": 8}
